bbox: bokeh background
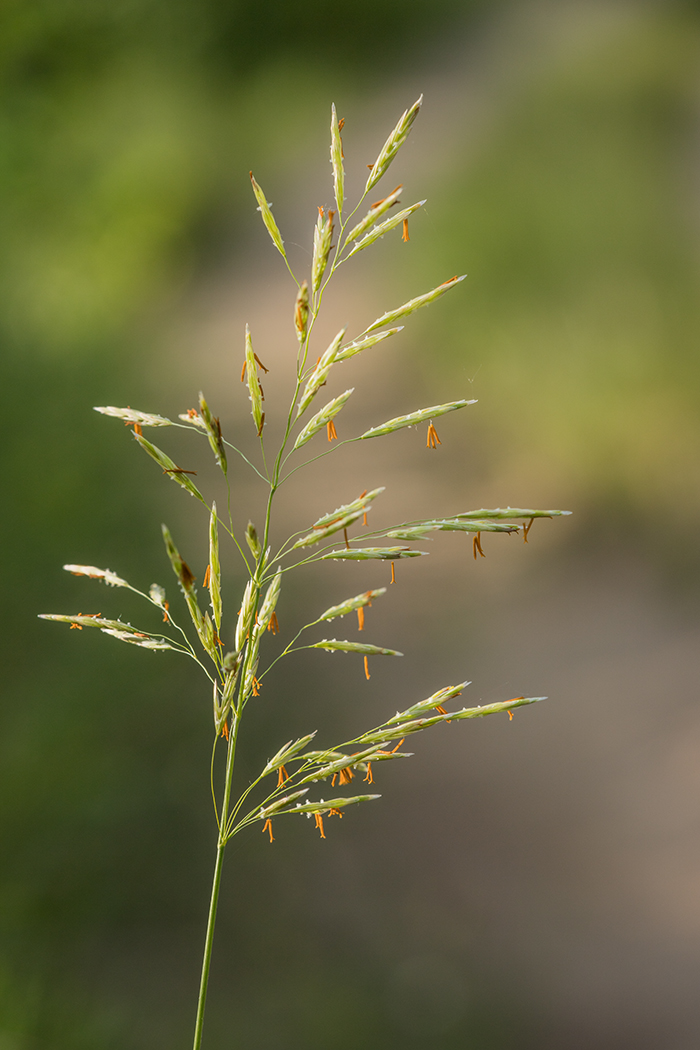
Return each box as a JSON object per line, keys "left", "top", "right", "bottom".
{"left": 3, "top": 0, "right": 700, "bottom": 1046}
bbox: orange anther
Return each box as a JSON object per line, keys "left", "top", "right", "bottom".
{"left": 364, "top": 762, "right": 374, "bottom": 784}
{"left": 203, "top": 565, "right": 211, "bottom": 588}
{"left": 327, "top": 419, "right": 338, "bottom": 441}
{"left": 357, "top": 606, "right": 365, "bottom": 631}
{"left": 262, "top": 818, "right": 274, "bottom": 843}
{"left": 473, "top": 532, "right": 485, "bottom": 560}
{"left": 402, "top": 218, "right": 410, "bottom": 242}
{"left": 277, "top": 765, "right": 289, "bottom": 787}
{"left": 267, "top": 611, "right": 279, "bottom": 634}
{"left": 364, "top": 655, "right": 370, "bottom": 680}
{"left": 427, "top": 422, "right": 441, "bottom": 449}
{"left": 390, "top": 561, "right": 396, "bottom": 584}
{"left": 314, "top": 812, "right": 326, "bottom": 838}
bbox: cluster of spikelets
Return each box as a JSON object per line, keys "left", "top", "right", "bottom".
{"left": 41, "top": 96, "right": 570, "bottom": 850}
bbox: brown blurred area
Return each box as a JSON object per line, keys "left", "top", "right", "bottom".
{"left": 3, "top": 1, "right": 700, "bottom": 1047}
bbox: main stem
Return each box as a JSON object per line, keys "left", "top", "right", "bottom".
{"left": 192, "top": 843, "right": 225, "bottom": 1050}
{"left": 192, "top": 716, "right": 239, "bottom": 1050}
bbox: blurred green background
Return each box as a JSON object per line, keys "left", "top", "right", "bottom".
{"left": 4, "top": 1, "right": 700, "bottom": 1047}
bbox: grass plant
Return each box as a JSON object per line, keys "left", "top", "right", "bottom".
{"left": 41, "top": 97, "right": 569, "bottom": 1048}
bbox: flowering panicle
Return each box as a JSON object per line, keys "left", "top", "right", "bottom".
{"left": 40, "top": 97, "right": 571, "bottom": 1048}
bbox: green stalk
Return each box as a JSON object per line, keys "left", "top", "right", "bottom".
{"left": 192, "top": 712, "right": 240, "bottom": 1050}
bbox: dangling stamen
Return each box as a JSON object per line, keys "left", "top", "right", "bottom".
{"left": 390, "top": 561, "right": 396, "bottom": 584}
{"left": 252, "top": 677, "right": 261, "bottom": 696}
{"left": 203, "top": 564, "right": 211, "bottom": 588}
{"left": 327, "top": 419, "right": 338, "bottom": 441}
{"left": 221, "top": 720, "right": 229, "bottom": 741}
{"left": 364, "top": 762, "right": 373, "bottom": 784}
{"left": 364, "top": 655, "right": 370, "bottom": 680}
{"left": 523, "top": 517, "right": 534, "bottom": 543}
{"left": 277, "top": 765, "right": 289, "bottom": 787}
{"left": 508, "top": 710, "right": 514, "bottom": 721}
{"left": 133, "top": 423, "right": 142, "bottom": 436}
{"left": 473, "top": 532, "right": 485, "bottom": 559}
{"left": 427, "top": 422, "right": 441, "bottom": 449}
{"left": 314, "top": 812, "right": 326, "bottom": 838}
{"left": 262, "top": 818, "right": 274, "bottom": 843}
{"left": 240, "top": 361, "right": 246, "bottom": 382}
{"left": 338, "top": 767, "right": 354, "bottom": 786}
{"left": 253, "top": 352, "right": 269, "bottom": 374}
{"left": 357, "top": 606, "right": 365, "bottom": 631}
{"left": 328, "top": 807, "right": 343, "bottom": 818}
{"left": 344, "top": 528, "right": 350, "bottom": 549}
{"left": 267, "top": 611, "right": 279, "bottom": 634}
{"left": 162, "top": 601, "right": 170, "bottom": 623}
{"left": 402, "top": 218, "right": 410, "bottom": 242}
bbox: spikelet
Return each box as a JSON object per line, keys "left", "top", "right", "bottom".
{"left": 313, "top": 487, "right": 384, "bottom": 528}
{"left": 296, "top": 328, "right": 345, "bottom": 418}
{"left": 198, "top": 393, "right": 227, "bottom": 474}
{"left": 263, "top": 795, "right": 381, "bottom": 818}
{"left": 365, "top": 275, "right": 466, "bottom": 333}
{"left": 208, "top": 504, "right": 222, "bottom": 631}
{"left": 244, "top": 325, "right": 265, "bottom": 437}
{"left": 38, "top": 614, "right": 174, "bottom": 650}
{"left": 330, "top": 104, "right": 344, "bottom": 214}
{"left": 365, "top": 96, "right": 422, "bottom": 193}
{"left": 235, "top": 579, "right": 256, "bottom": 654}
{"left": 62, "top": 565, "right": 128, "bottom": 587}
{"left": 453, "top": 507, "right": 572, "bottom": 519}
{"left": 346, "top": 201, "right": 425, "bottom": 259}
{"left": 262, "top": 733, "right": 318, "bottom": 776}
{"left": 386, "top": 683, "right": 471, "bottom": 724}
{"left": 133, "top": 433, "right": 205, "bottom": 502}
{"left": 245, "top": 522, "right": 262, "bottom": 560}
{"left": 249, "top": 172, "right": 286, "bottom": 258}
{"left": 294, "top": 281, "right": 309, "bottom": 344}
{"left": 334, "top": 327, "right": 403, "bottom": 363}
{"left": 361, "top": 400, "right": 476, "bottom": 439}
{"left": 293, "top": 389, "right": 353, "bottom": 450}
{"left": 256, "top": 569, "right": 281, "bottom": 634}
{"left": 345, "top": 185, "right": 403, "bottom": 243}
{"left": 318, "top": 588, "right": 386, "bottom": 622}
{"left": 293, "top": 511, "right": 362, "bottom": 548}
{"left": 94, "top": 406, "right": 172, "bottom": 427}
{"left": 312, "top": 207, "right": 334, "bottom": 296}
{"left": 321, "top": 547, "right": 426, "bottom": 561}
{"left": 310, "top": 639, "right": 402, "bottom": 656}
